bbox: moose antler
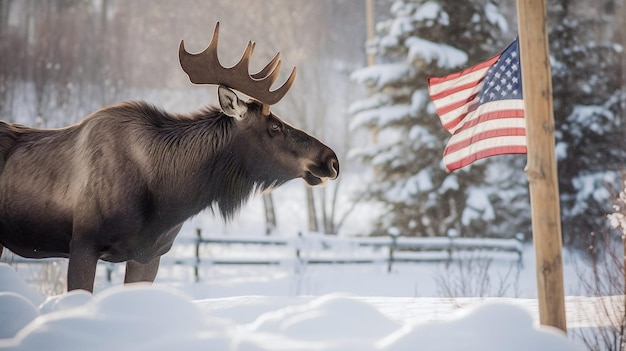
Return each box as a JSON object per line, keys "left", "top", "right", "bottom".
{"left": 179, "top": 22, "right": 297, "bottom": 113}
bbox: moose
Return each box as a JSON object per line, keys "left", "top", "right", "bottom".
{"left": 0, "top": 23, "right": 339, "bottom": 292}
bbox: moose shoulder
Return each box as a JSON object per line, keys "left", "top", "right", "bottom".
{"left": 0, "top": 24, "right": 339, "bottom": 292}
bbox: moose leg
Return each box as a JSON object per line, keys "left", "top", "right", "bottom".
{"left": 124, "top": 256, "right": 160, "bottom": 284}
{"left": 67, "top": 243, "right": 99, "bottom": 292}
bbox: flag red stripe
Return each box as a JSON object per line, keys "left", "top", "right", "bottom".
{"left": 444, "top": 145, "right": 527, "bottom": 172}
{"left": 429, "top": 80, "right": 482, "bottom": 101}
{"left": 452, "top": 109, "right": 525, "bottom": 133}
{"left": 427, "top": 55, "right": 500, "bottom": 85}
{"left": 441, "top": 102, "right": 479, "bottom": 131}
{"left": 435, "top": 92, "right": 480, "bottom": 116}
{"left": 444, "top": 127, "right": 526, "bottom": 154}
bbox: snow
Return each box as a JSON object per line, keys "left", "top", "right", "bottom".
{"left": 568, "top": 105, "right": 615, "bottom": 136}
{"left": 0, "top": 209, "right": 609, "bottom": 351}
{"left": 462, "top": 186, "right": 496, "bottom": 225}
{"left": 0, "top": 171, "right": 610, "bottom": 351}
{"left": 407, "top": 125, "right": 438, "bottom": 149}
{"left": 409, "top": 89, "right": 429, "bottom": 115}
{"left": 413, "top": 2, "right": 447, "bottom": 25}
{"left": 350, "top": 104, "right": 411, "bottom": 130}
{"left": 377, "top": 303, "right": 576, "bottom": 351}
{"left": 406, "top": 37, "right": 467, "bottom": 69}
{"left": 0, "top": 294, "right": 39, "bottom": 339}
{"left": 0, "top": 265, "right": 44, "bottom": 307}
{"left": 348, "top": 94, "right": 390, "bottom": 116}
{"left": 387, "top": 17, "right": 415, "bottom": 39}
{"left": 0, "top": 263, "right": 587, "bottom": 351}
{"left": 568, "top": 172, "right": 616, "bottom": 216}
{"left": 484, "top": 3, "right": 509, "bottom": 33}
{"left": 608, "top": 180, "right": 626, "bottom": 231}
{"left": 350, "top": 63, "right": 415, "bottom": 89}
{"left": 440, "top": 174, "right": 459, "bottom": 191}
{"left": 555, "top": 141, "right": 568, "bottom": 160}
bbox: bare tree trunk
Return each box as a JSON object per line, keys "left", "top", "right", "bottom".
{"left": 0, "top": 0, "right": 11, "bottom": 34}
{"left": 306, "top": 187, "right": 319, "bottom": 233}
{"left": 262, "top": 193, "right": 277, "bottom": 236}
{"left": 0, "top": 0, "right": 13, "bottom": 118}
{"left": 95, "top": 0, "right": 110, "bottom": 107}
{"left": 322, "top": 179, "right": 344, "bottom": 235}
{"left": 320, "top": 188, "right": 330, "bottom": 234}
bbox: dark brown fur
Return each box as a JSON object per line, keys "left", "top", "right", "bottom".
{"left": 0, "top": 91, "right": 339, "bottom": 292}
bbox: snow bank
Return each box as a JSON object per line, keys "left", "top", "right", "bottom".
{"left": 378, "top": 303, "right": 577, "bottom": 351}
{"left": 0, "top": 264, "right": 583, "bottom": 351}
{"left": 0, "top": 282, "right": 231, "bottom": 351}
{"left": 0, "top": 264, "right": 44, "bottom": 307}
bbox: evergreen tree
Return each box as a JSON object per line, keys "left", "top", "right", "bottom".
{"left": 548, "top": 0, "right": 625, "bottom": 246}
{"left": 350, "top": 0, "right": 529, "bottom": 238}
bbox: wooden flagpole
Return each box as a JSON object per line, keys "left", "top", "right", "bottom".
{"left": 516, "top": 0, "right": 567, "bottom": 331}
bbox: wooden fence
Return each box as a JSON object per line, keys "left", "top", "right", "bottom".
{"left": 165, "top": 230, "right": 525, "bottom": 281}
{"left": 1, "top": 230, "right": 524, "bottom": 283}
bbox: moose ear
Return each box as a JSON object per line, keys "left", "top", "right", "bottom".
{"left": 218, "top": 86, "right": 248, "bottom": 120}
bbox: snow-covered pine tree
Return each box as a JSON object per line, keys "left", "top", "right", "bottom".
{"left": 548, "top": 0, "right": 625, "bottom": 247}
{"left": 349, "top": 0, "right": 530, "bottom": 238}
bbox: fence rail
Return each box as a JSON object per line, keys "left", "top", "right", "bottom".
{"left": 174, "top": 229, "right": 524, "bottom": 280}
{"left": 1, "top": 230, "right": 524, "bottom": 282}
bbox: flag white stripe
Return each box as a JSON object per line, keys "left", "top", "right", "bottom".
{"left": 446, "top": 99, "right": 524, "bottom": 135}
{"left": 443, "top": 136, "right": 527, "bottom": 165}
{"left": 446, "top": 118, "right": 527, "bottom": 147}
{"left": 428, "top": 66, "right": 491, "bottom": 96}
{"left": 439, "top": 94, "right": 481, "bottom": 129}
{"left": 430, "top": 83, "right": 483, "bottom": 111}
{"left": 453, "top": 99, "right": 525, "bottom": 127}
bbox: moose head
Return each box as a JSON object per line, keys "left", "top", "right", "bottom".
{"left": 179, "top": 22, "right": 339, "bottom": 189}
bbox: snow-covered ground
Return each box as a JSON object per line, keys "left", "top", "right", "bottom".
{"left": 0, "top": 180, "right": 619, "bottom": 350}
{"left": 0, "top": 262, "right": 599, "bottom": 351}
{"left": 0, "top": 236, "right": 617, "bottom": 350}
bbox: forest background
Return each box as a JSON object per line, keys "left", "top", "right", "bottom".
{"left": 0, "top": 0, "right": 624, "bottom": 251}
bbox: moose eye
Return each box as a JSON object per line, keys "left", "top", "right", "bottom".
{"left": 270, "top": 123, "right": 281, "bottom": 132}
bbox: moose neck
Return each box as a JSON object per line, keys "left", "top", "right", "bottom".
{"left": 145, "top": 107, "right": 260, "bottom": 222}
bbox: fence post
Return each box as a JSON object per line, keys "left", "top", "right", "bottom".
{"left": 106, "top": 263, "right": 113, "bottom": 283}
{"left": 515, "top": 232, "right": 525, "bottom": 265}
{"left": 194, "top": 228, "right": 202, "bottom": 282}
{"left": 447, "top": 229, "right": 459, "bottom": 267}
{"left": 295, "top": 231, "right": 303, "bottom": 274}
{"left": 387, "top": 234, "right": 397, "bottom": 273}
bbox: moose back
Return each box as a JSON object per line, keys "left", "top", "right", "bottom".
{"left": 0, "top": 24, "right": 339, "bottom": 292}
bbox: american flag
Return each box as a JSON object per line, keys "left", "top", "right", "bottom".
{"left": 428, "top": 39, "right": 526, "bottom": 172}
